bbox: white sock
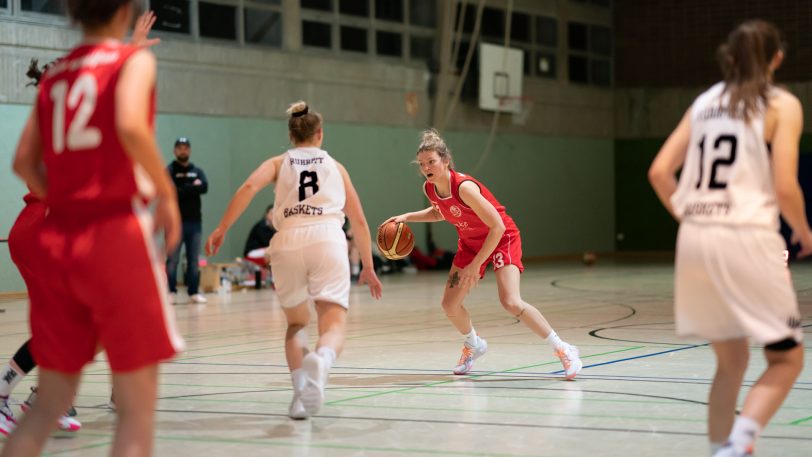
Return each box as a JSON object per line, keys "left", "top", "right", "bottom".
{"left": 291, "top": 368, "right": 306, "bottom": 393}
{"left": 0, "top": 364, "right": 24, "bottom": 397}
{"left": 728, "top": 416, "right": 761, "bottom": 452}
{"left": 317, "top": 347, "right": 337, "bottom": 370}
{"left": 463, "top": 328, "right": 480, "bottom": 347}
{"left": 710, "top": 442, "right": 724, "bottom": 455}
{"left": 546, "top": 330, "right": 564, "bottom": 350}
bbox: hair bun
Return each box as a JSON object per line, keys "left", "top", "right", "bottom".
{"left": 286, "top": 100, "right": 309, "bottom": 117}
{"left": 421, "top": 128, "right": 441, "bottom": 143}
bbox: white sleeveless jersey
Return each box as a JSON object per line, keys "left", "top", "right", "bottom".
{"left": 272, "top": 147, "right": 346, "bottom": 231}
{"left": 671, "top": 82, "right": 779, "bottom": 230}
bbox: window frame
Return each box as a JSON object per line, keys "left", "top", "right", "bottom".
{"left": 243, "top": 0, "right": 284, "bottom": 48}
{"left": 300, "top": 0, "right": 436, "bottom": 62}
{"left": 567, "top": 20, "right": 613, "bottom": 87}
{"left": 452, "top": 4, "right": 560, "bottom": 80}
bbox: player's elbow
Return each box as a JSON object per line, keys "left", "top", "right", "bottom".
{"left": 12, "top": 153, "right": 35, "bottom": 181}
{"left": 647, "top": 163, "right": 666, "bottom": 186}
{"left": 11, "top": 155, "right": 26, "bottom": 178}
{"left": 775, "top": 181, "right": 799, "bottom": 204}
{"left": 239, "top": 181, "right": 260, "bottom": 196}
{"left": 116, "top": 118, "right": 147, "bottom": 148}
{"left": 491, "top": 221, "right": 506, "bottom": 236}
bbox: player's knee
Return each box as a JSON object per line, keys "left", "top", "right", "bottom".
{"left": 716, "top": 350, "right": 749, "bottom": 375}
{"left": 441, "top": 300, "right": 461, "bottom": 316}
{"left": 499, "top": 296, "right": 523, "bottom": 316}
{"left": 286, "top": 323, "right": 307, "bottom": 339}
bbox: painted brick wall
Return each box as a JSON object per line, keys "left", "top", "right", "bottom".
{"left": 614, "top": 0, "right": 812, "bottom": 87}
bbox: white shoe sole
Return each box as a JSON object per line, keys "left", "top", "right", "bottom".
{"left": 288, "top": 396, "right": 309, "bottom": 420}
{"left": 300, "top": 353, "right": 326, "bottom": 415}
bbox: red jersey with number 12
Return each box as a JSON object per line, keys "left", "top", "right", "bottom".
{"left": 36, "top": 41, "right": 154, "bottom": 208}
{"left": 423, "top": 169, "right": 520, "bottom": 252}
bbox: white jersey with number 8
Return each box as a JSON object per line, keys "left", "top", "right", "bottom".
{"left": 671, "top": 82, "right": 779, "bottom": 230}
{"left": 272, "top": 147, "right": 346, "bottom": 232}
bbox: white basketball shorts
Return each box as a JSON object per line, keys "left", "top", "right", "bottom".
{"left": 675, "top": 222, "right": 802, "bottom": 344}
{"left": 268, "top": 223, "right": 350, "bottom": 309}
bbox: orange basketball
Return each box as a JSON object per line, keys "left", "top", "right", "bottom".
{"left": 377, "top": 221, "right": 415, "bottom": 260}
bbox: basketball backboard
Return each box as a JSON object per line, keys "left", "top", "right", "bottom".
{"left": 478, "top": 43, "right": 524, "bottom": 113}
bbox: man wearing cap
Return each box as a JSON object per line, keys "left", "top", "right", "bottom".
{"left": 167, "top": 137, "right": 209, "bottom": 304}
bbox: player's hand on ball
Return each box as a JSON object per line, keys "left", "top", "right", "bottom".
{"left": 382, "top": 214, "right": 407, "bottom": 226}
{"left": 358, "top": 268, "right": 382, "bottom": 299}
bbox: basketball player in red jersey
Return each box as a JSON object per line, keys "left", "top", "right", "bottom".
{"left": 0, "top": 11, "right": 161, "bottom": 438}
{"left": 385, "top": 129, "right": 583, "bottom": 378}
{"left": 6, "top": 1, "right": 182, "bottom": 455}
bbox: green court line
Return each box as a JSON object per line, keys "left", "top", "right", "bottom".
{"left": 790, "top": 415, "right": 812, "bottom": 425}
{"left": 56, "top": 431, "right": 552, "bottom": 457}
{"left": 327, "top": 346, "right": 644, "bottom": 405}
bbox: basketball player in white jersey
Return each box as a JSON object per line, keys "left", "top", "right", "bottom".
{"left": 649, "top": 20, "right": 809, "bottom": 457}
{"left": 205, "top": 101, "right": 382, "bottom": 419}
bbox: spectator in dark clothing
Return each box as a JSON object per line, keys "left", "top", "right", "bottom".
{"left": 166, "top": 137, "right": 209, "bottom": 304}
{"left": 244, "top": 205, "right": 276, "bottom": 257}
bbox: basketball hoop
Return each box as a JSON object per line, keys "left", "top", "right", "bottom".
{"left": 498, "top": 96, "right": 534, "bottom": 126}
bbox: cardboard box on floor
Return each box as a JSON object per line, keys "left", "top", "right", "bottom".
{"left": 200, "top": 262, "right": 239, "bottom": 293}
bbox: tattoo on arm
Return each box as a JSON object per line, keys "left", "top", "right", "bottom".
{"left": 448, "top": 271, "right": 460, "bottom": 288}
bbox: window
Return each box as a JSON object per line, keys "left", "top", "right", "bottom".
{"left": 568, "top": 22, "right": 612, "bottom": 85}
{"left": 511, "top": 12, "right": 530, "bottom": 43}
{"left": 376, "top": 31, "right": 402, "bottom": 57}
{"left": 568, "top": 22, "right": 588, "bottom": 51}
{"left": 302, "top": 21, "right": 332, "bottom": 48}
{"left": 376, "top": 0, "right": 403, "bottom": 23}
{"left": 521, "top": 48, "right": 531, "bottom": 75}
{"left": 410, "top": 0, "right": 435, "bottom": 27}
{"left": 301, "top": 0, "right": 332, "bottom": 11}
{"left": 410, "top": 35, "right": 434, "bottom": 61}
{"left": 537, "top": 52, "right": 556, "bottom": 79}
{"left": 590, "top": 25, "right": 611, "bottom": 56}
{"left": 21, "top": 0, "right": 64, "bottom": 15}
{"left": 480, "top": 7, "right": 504, "bottom": 39}
{"left": 568, "top": 55, "right": 588, "bottom": 83}
{"left": 300, "top": 0, "right": 436, "bottom": 58}
{"left": 152, "top": 0, "right": 191, "bottom": 34}
{"left": 341, "top": 26, "right": 367, "bottom": 52}
{"left": 0, "top": 0, "right": 8, "bottom": 9}
{"left": 339, "top": 0, "right": 368, "bottom": 17}
{"left": 450, "top": 7, "right": 559, "bottom": 79}
{"left": 251, "top": 0, "right": 281, "bottom": 4}
{"left": 452, "top": 3, "right": 476, "bottom": 33}
{"left": 591, "top": 59, "right": 611, "bottom": 86}
{"left": 245, "top": 8, "right": 282, "bottom": 46}
{"left": 536, "top": 16, "right": 557, "bottom": 47}
{"left": 199, "top": 2, "right": 236, "bottom": 40}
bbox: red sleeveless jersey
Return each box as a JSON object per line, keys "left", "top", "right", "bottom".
{"left": 36, "top": 41, "right": 154, "bottom": 208}
{"left": 424, "top": 169, "right": 520, "bottom": 252}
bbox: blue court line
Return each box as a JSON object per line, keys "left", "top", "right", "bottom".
{"left": 550, "top": 343, "right": 708, "bottom": 375}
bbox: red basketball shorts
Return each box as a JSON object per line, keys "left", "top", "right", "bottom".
{"left": 30, "top": 201, "right": 184, "bottom": 373}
